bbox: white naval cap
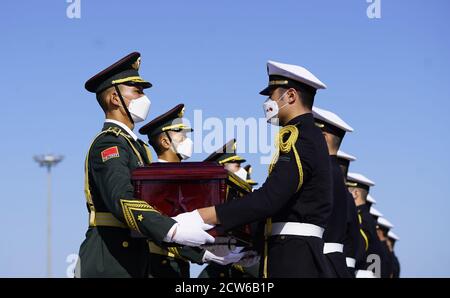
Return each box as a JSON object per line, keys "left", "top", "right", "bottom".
{"left": 366, "top": 194, "right": 377, "bottom": 204}
{"left": 313, "top": 106, "right": 354, "bottom": 136}
{"left": 337, "top": 150, "right": 357, "bottom": 162}
{"left": 347, "top": 172, "right": 375, "bottom": 190}
{"left": 260, "top": 60, "right": 327, "bottom": 95}
{"left": 377, "top": 217, "right": 394, "bottom": 229}
{"left": 369, "top": 206, "right": 383, "bottom": 218}
{"left": 388, "top": 230, "right": 400, "bottom": 241}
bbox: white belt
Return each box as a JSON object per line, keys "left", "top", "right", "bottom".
{"left": 323, "top": 243, "right": 344, "bottom": 254}
{"left": 270, "top": 222, "right": 324, "bottom": 238}
{"left": 346, "top": 257, "right": 356, "bottom": 268}
{"left": 355, "top": 270, "right": 376, "bottom": 278}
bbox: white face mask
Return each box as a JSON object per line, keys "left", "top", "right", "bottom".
{"left": 128, "top": 95, "right": 151, "bottom": 123}
{"left": 173, "top": 137, "right": 194, "bottom": 160}
{"left": 262, "top": 90, "right": 289, "bottom": 125}
{"left": 234, "top": 167, "right": 248, "bottom": 181}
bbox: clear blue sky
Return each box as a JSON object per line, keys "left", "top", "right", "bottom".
{"left": 0, "top": 0, "right": 449, "bottom": 277}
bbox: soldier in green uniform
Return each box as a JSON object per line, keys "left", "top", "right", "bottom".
{"left": 139, "top": 104, "right": 207, "bottom": 277}
{"left": 77, "top": 52, "right": 214, "bottom": 278}
{"left": 198, "top": 140, "right": 260, "bottom": 278}
{"left": 139, "top": 104, "right": 247, "bottom": 277}
{"left": 244, "top": 165, "right": 258, "bottom": 189}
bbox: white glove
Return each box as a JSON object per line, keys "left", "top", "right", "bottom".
{"left": 165, "top": 210, "right": 215, "bottom": 246}
{"left": 202, "top": 250, "right": 245, "bottom": 265}
{"left": 172, "top": 210, "right": 215, "bottom": 230}
{"left": 168, "top": 222, "right": 215, "bottom": 247}
{"left": 235, "top": 251, "right": 260, "bottom": 268}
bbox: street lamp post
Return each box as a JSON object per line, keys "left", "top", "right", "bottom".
{"left": 34, "top": 154, "right": 63, "bottom": 278}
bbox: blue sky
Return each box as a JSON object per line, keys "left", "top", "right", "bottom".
{"left": 0, "top": 0, "right": 449, "bottom": 277}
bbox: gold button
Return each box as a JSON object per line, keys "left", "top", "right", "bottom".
{"left": 219, "top": 273, "right": 225, "bottom": 277}
{"left": 162, "top": 260, "right": 168, "bottom": 265}
{"left": 122, "top": 241, "right": 129, "bottom": 248}
{"left": 280, "top": 236, "right": 286, "bottom": 240}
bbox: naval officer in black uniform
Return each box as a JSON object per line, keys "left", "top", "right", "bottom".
{"left": 376, "top": 217, "right": 395, "bottom": 278}
{"left": 387, "top": 230, "right": 401, "bottom": 278}
{"left": 181, "top": 60, "right": 334, "bottom": 278}
{"left": 312, "top": 106, "right": 354, "bottom": 278}
{"left": 347, "top": 172, "right": 384, "bottom": 278}
{"left": 336, "top": 150, "right": 365, "bottom": 277}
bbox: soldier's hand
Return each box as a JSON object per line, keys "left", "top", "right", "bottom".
{"left": 202, "top": 250, "right": 245, "bottom": 265}
{"left": 172, "top": 210, "right": 215, "bottom": 230}
{"left": 167, "top": 222, "right": 215, "bottom": 247}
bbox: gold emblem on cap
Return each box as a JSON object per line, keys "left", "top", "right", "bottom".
{"left": 132, "top": 57, "right": 141, "bottom": 70}
{"left": 232, "top": 142, "right": 237, "bottom": 152}
{"left": 315, "top": 123, "right": 325, "bottom": 128}
{"left": 269, "top": 80, "right": 289, "bottom": 86}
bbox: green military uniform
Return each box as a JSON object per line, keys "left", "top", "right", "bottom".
{"left": 77, "top": 52, "right": 177, "bottom": 277}
{"left": 139, "top": 104, "right": 206, "bottom": 277}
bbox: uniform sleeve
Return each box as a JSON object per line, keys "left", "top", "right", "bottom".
{"left": 178, "top": 247, "right": 206, "bottom": 265}
{"left": 346, "top": 196, "right": 365, "bottom": 262}
{"left": 361, "top": 211, "right": 384, "bottom": 258}
{"left": 215, "top": 146, "right": 309, "bottom": 231}
{"left": 90, "top": 135, "right": 176, "bottom": 245}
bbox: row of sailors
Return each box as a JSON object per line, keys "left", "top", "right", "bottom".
{"left": 139, "top": 102, "right": 400, "bottom": 278}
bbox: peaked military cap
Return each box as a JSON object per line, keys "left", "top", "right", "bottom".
{"left": 387, "top": 230, "right": 400, "bottom": 241}
{"left": 367, "top": 194, "right": 377, "bottom": 204}
{"left": 346, "top": 172, "right": 375, "bottom": 192}
{"left": 244, "top": 164, "right": 258, "bottom": 186}
{"left": 85, "top": 52, "right": 151, "bottom": 94}
{"left": 260, "top": 60, "right": 327, "bottom": 96}
{"left": 313, "top": 106, "right": 353, "bottom": 138}
{"left": 204, "top": 139, "right": 246, "bottom": 164}
{"left": 139, "top": 104, "right": 192, "bottom": 137}
{"left": 377, "top": 217, "right": 394, "bottom": 230}
{"left": 369, "top": 206, "right": 383, "bottom": 218}
{"left": 337, "top": 150, "right": 357, "bottom": 162}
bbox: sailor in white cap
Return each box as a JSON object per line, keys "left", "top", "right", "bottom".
{"left": 190, "top": 60, "right": 334, "bottom": 277}
{"left": 387, "top": 230, "right": 399, "bottom": 241}
{"left": 336, "top": 150, "right": 365, "bottom": 277}
{"left": 313, "top": 107, "right": 354, "bottom": 278}
{"left": 370, "top": 206, "right": 383, "bottom": 219}
{"left": 376, "top": 217, "right": 395, "bottom": 278}
{"left": 387, "top": 231, "right": 401, "bottom": 278}
{"left": 346, "top": 173, "right": 384, "bottom": 278}
{"left": 366, "top": 194, "right": 377, "bottom": 208}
